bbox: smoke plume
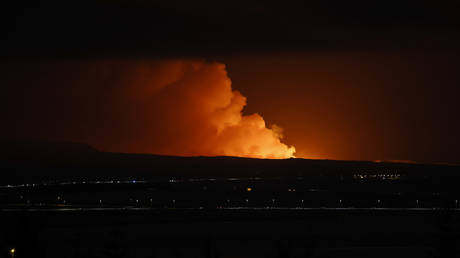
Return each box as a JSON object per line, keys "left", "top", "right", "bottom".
{"left": 3, "top": 60, "right": 296, "bottom": 159}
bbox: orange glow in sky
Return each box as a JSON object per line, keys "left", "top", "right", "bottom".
{"left": 4, "top": 52, "right": 459, "bottom": 163}
{"left": 94, "top": 60, "right": 296, "bottom": 159}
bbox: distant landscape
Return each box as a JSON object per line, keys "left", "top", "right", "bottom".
{"left": 1, "top": 141, "right": 459, "bottom": 258}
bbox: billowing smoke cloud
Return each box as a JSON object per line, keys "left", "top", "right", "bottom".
{"left": 3, "top": 60, "right": 295, "bottom": 159}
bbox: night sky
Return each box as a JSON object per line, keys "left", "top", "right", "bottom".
{"left": 2, "top": 1, "right": 460, "bottom": 163}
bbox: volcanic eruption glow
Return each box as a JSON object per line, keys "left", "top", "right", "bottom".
{"left": 6, "top": 60, "right": 295, "bottom": 159}
{"left": 133, "top": 60, "right": 296, "bottom": 159}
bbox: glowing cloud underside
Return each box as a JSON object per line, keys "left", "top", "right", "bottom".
{"left": 29, "top": 60, "right": 296, "bottom": 159}
{"left": 133, "top": 61, "right": 296, "bottom": 159}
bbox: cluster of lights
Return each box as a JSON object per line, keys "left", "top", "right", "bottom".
{"left": 0, "top": 176, "right": 295, "bottom": 191}
{"left": 0, "top": 179, "right": 149, "bottom": 189}
{"left": 353, "top": 173, "right": 401, "bottom": 180}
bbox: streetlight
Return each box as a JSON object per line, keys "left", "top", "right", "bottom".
{"left": 10, "top": 248, "right": 15, "bottom": 258}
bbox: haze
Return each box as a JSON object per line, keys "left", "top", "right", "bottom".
{"left": 1, "top": 1, "right": 460, "bottom": 163}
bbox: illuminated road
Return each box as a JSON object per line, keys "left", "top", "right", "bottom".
{"left": 1, "top": 207, "right": 458, "bottom": 212}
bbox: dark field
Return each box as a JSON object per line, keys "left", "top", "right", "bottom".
{"left": 1, "top": 144, "right": 460, "bottom": 257}
{"left": 1, "top": 208, "right": 459, "bottom": 258}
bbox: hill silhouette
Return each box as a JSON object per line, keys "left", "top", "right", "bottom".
{"left": 0, "top": 141, "right": 459, "bottom": 185}
{"left": 0, "top": 141, "right": 458, "bottom": 185}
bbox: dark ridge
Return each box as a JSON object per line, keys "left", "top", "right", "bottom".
{"left": 0, "top": 141, "right": 458, "bottom": 185}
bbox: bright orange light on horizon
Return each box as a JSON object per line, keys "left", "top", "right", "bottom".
{"left": 91, "top": 60, "right": 296, "bottom": 159}
{"left": 2, "top": 60, "right": 296, "bottom": 159}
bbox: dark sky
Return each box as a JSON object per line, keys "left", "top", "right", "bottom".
{"left": 2, "top": 0, "right": 460, "bottom": 163}
{"left": 2, "top": 0, "right": 460, "bottom": 56}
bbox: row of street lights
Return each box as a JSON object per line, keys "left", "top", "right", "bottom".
{"left": 16, "top": 197, "right": 460, "bottom": 208}
{"left": 91, "top": 198, "right": 460, "bottom": 208}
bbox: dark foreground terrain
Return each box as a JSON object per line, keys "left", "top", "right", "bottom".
{"left": 1, "top": 141, "right": 460, "bottom": 258}
{"left": 1, "top": 208, "right": 460, "bottom": 258}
